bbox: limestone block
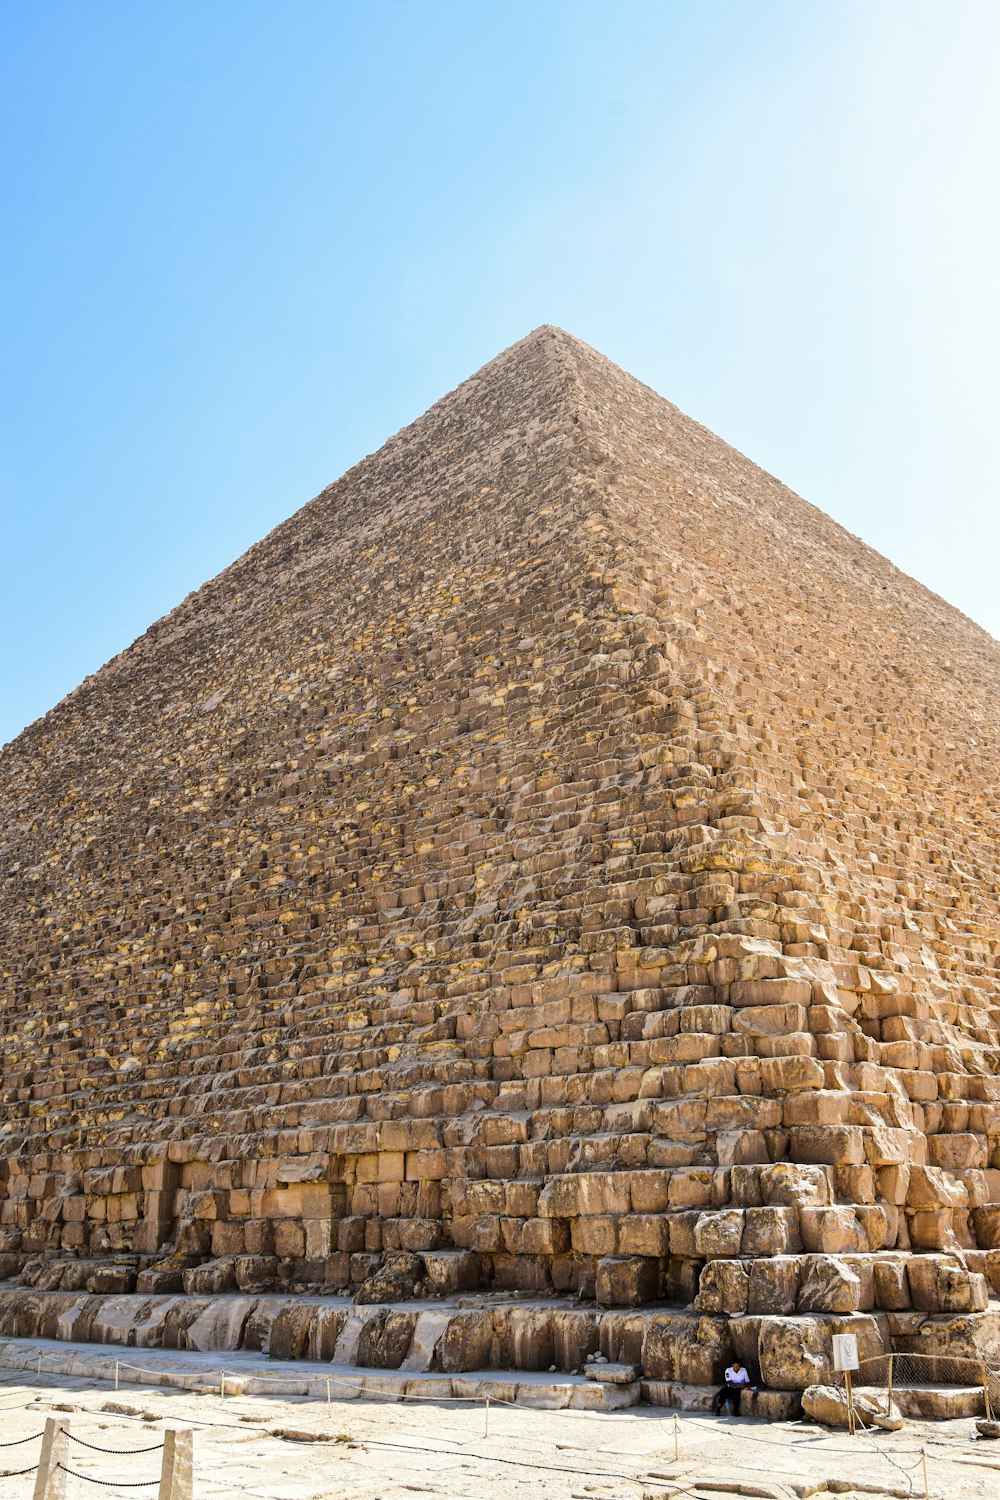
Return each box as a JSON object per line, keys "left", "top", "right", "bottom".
{"left": 835, "top": 1165, "right": 875, "bottom": 1204}
{"left": 694, "top": 1258, "right": 750, "bottom": 1315}
{"left": 595, "top": 1255, "right": 659, "bottom": 1308}
{"left": 873, "top": 1258, "right": 911, "bottom": 1310}
{"left": 856, "top": 1204, "right": 895, "bottom": 1250}
{"left": 667, "top": 1169, "right": 714, "bottom": 1208}
{"left": 907, "top": 1256, "right": 988, "bottom": 1313}
{"left": 570, "top": 1215, "right": 619, "bottom": 1256}
{"left": 618, "top": 1215, "right": 670, "bottom": 1257}
{"left": 760, "top": 1163, "right": 831, "bottom": 1207}
{"left": 796, "top": 1256, "right": 862, "bottom": 1313}
{"left": 761, "top": 1056, "right": 826, "bottom": 1093}
{"left": 438, "top": 1309, "right": 495, "bottom": 1373}
{"left": 783, "top": 1093, "right": 850, "bottom": 1126}
{"left": 972, "top": 1206, "right": 1000, "bottom": 1249}
{"left": 422, "top": 1250, "right": 482, "bottom": 1295}
{"left": 789, "top": 1125, "right": 864, "bottom": 1166}
{"left": 906, "top": 1165, "right": 969, "bottom": 1210}
{"left": 802, "top": 1383, "right": 903, "bottom": 1431}
{"left": 273, "top": 1220, "right": 305, "bottom": 1258}
{"left": 268, "top": 1302, "right": 316, "bottom": 1360}
{"left": 629, "top": 1170, "right": 672, "bottom": 1213}
{"left": 730, "top": 979, "right": 813, "bottom": 1006}
{"left": 748, "top": 1256, "right": 800, "bottom": 1315}
{"left": 739, "top": 1314, "right": 812, "bottom": 1387}
{"left": 353, "top": 1251, "right": 424, "bottom": 1304}
{"left": 800, "top": 1208, "right": 869, "bottom": 1254}
{"left": 876, "top": 1164, "right": 910, "bottom": 1204}
{"left": 907, "top": 1210, "right": 962, "bottom": 1252}
{"left": 716, "top": 1130, "right": 771, "bottom": 1166}
{"left": 210, "top": 1222, "right": 246, "bottom": 1258}
{"left": 742, "top": 1206, "right": 801, "bottom": 1256}
{"left": 182, "top": 1259, "right": 238, "bottom": 1294}
{"left": 729, "top": 1166, "right": 764, "bottom": 1207}
{"left": 693, "top": 1209, "right": 744, "bottom": 1257}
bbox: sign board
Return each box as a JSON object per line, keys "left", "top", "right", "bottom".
{"left": 832, "top": 1333, "right": 859, "bottom": 1372}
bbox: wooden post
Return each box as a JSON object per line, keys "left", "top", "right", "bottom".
{"left": 921, "top": 1443, "right": 929, "bottom": 1500}
{"left": 326, "top": 1376, "right": 331, "bottom": 1414}
{"left": 673, "top": 1412, "right": 679, "bottom": 1461}
{"left": 845, "top": 1369, "right": 856, "bottom": 1436}
{"left": 157, "top": 1429, "right": 193, "bottom": 1500}
{"left": 115, "top": 1359, "right": 120, "bottom": 1391}
{"left": 886, "top": 1353, "right": 893, "bottom": 1418}
{"left": 220, "top": 1371, "right": 226, "bottom": 1400}
{"left": 983, "top": 1362, "right": 993, "bottom": 1423}
{"left": 484, "top": 1396, "right": 490, "bottom": 1438}
{"left": 32, "top": 1417, "right": 67, "bottom": 1500}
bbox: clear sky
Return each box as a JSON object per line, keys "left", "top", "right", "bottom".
{"left": 2, "top": 1, "right": 998, "bottom": 747}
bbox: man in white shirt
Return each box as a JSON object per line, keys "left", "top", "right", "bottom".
{"left": 712, "top": 1358, "right": 753, "bottom": 1416}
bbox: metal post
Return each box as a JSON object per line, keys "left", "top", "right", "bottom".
{"left": 32, "top": 1417, "right": 67, "bottom": 1500}
{"left": 845, "top": 1370, "right": 856, "bottom": 1437}
{"left": 157, "top": 1429, "right": 193, "bottom": 1500}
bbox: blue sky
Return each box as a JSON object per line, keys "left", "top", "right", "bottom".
{"left": 2, "top": 1, "right": 998, "bottom": 747}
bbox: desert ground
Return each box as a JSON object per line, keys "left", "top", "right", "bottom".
{"left": 1, "top": 1356, "right": 998, "bottom": 1500}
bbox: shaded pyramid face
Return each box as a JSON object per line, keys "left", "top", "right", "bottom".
{"left": 2, "top": 326, "right": 999, "bottom": 1315}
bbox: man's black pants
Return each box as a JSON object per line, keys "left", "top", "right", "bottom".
{"left": 713, "top": 1383, "right": 743, "bottom": 1416}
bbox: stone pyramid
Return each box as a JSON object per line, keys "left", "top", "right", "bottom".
{"left": 2, "top": 326, "right": 999, "bottom": 1352}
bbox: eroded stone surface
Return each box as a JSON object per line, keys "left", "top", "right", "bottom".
{"left": 1, "top": 327, "right": 999, "bottom": 1368}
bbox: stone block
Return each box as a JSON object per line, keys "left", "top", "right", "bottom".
{"left": 748, "top": 1256, "right": 800, "bottom": 1315}
{"left": 595, "top": 1255, "right": 659, "bottom": 1308}
{"left": 796, "top": 1256, "right": 862, "bottom": 1313}
{"left": 693, "top": 1209, "right": 744, "bottom": 1257}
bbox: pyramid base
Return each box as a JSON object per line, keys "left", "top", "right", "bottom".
{"left": 0, "top": 1282, "right": 996, "bottom": 1419}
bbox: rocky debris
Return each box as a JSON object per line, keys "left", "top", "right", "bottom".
{"left": 802, "top": 1383, "right": 904, "bottom": 1430}
{"left": 101, "top": 1402, "right": 160, "bottom": 1422}
{"left": 1, "top": 326, "right": 1000, "bottom": 1386}
{"left": 976, "top": 1418, "right": 1000, "bottom": 1438}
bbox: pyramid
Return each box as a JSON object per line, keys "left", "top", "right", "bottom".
{"left": 2, "top": 328, "right": 999, "bottom": 1383}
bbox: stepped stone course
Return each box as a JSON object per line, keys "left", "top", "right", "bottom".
{"left": 1, "top": 327, "right": 999, "bottom": 1390}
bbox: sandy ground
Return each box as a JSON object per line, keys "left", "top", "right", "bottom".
{"left": 1, "top": 1365, "right": 998, "bottom": 1500}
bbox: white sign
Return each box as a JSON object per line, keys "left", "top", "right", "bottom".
{"left": 832, "top": 1334, "right": 859, "bottom": 1372}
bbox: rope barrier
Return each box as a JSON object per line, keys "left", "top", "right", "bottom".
{"left": 67, "top": 1432, "right": 165, "bottom": 1455}
{"left": 57, "top": 1462, "right": 160, "bottom": 1487}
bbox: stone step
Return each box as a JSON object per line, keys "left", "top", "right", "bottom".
{"left": 891, "top": 1383, "right": 988, "bottom": 1419}
{"left": 0, "top": 1336, "right": 639, "bottom": 1410}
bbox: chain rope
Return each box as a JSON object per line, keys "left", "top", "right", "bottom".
{"left": 67, "top": 1432, "right": 164, "bottom": 1455}
{"left": 57, "top": 1462, "right": 160, "bottom": 1487}
{"left": 0, "top": 1431, "right": 44, "bottom": 1446}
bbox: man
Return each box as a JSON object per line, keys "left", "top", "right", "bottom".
{"left": 712, "top": 1358, "right": 753, "bottom": 1416}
